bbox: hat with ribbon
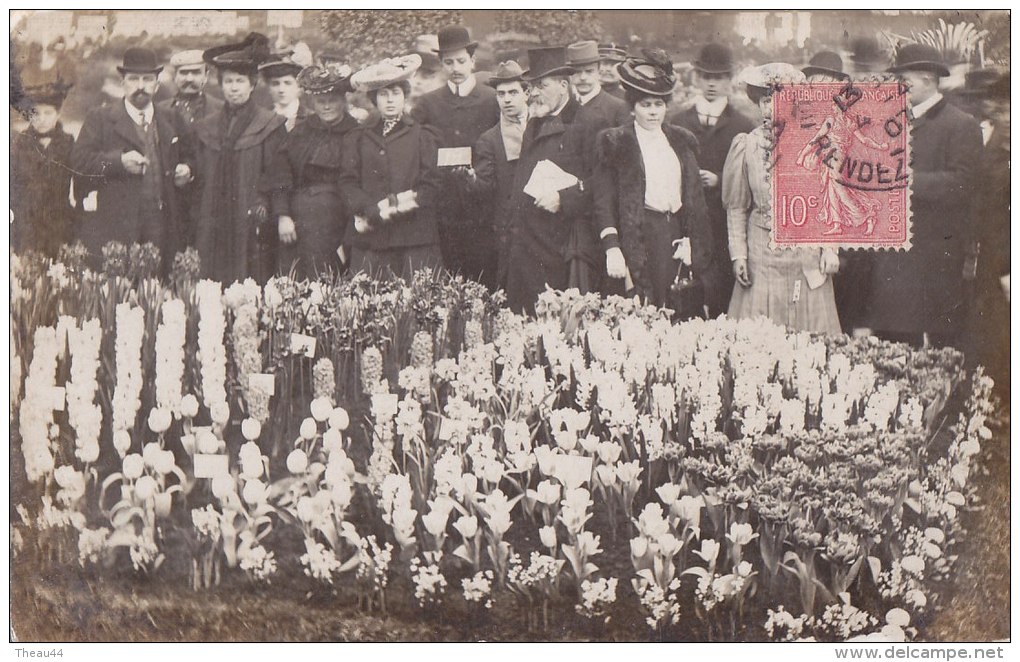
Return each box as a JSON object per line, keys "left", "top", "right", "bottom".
{"left": 566, "top": 40, "right": 601, "bottom": 67}
{"left": 297, "top": 62, "right": 354, "bottom": 95}
{"left": 486, "top": 60, "right": 526, "bottom": 87}
{"left": 351, "top": 54, "right": 422, "bottom": 92}
{"left": 693, "top": 43, "right": 735, "bottom": 74}
{"left": 203, "top": 32, "right": 272, "bottom": 76}
{"left": 522, "top": 46, "right": 576, "bottom": 81}
{"left": 598, "top": 43, "right": 628, "bottom": 63}
{"left": 117, "top": 47, "right": 163, "bottom": 75}
{"left": 888, "top": 43, "right": 950, "bottom": 77}
{"left": 434, "top": 25, "right": 477, "bottom": 54}
{"left": 617, "top": 48, "right": 677, "bottom": 97}
{"left": 168, "top": 49, "right": 205, "bottom": 70}
{"left": 802, "top": 51, "right": 849, "bottom": 80}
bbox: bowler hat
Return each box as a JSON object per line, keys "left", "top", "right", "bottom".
{"left": 693, "top": 43, "right": 734, "bottom": 74}
{"left": 486, "top": 60, "right": 526, "bottom": 88}
{"left": 203, "top": 32, "right": 272, "bottom": 75}
{"left": 566, "top": 40, "right": 601, "bottom": 67}
{"left": 802, "top": 51, "right": 849, "bottom": 80}
{"left": 888, "top": 43, "right": 950, "bottom": 77}
{"left": 598, "top": 43, "right": 628, "bottom": 63}
{"left": 434, "top": 25, "right": 477, "bottom": 54}
{"left": 849, "top": 36, "right": 887, "bottom": 70}
{"left": 117, "top": 47, "right": 163, "bottom": 75}
{"left": 522, "top": 47, "right": 576, "bottom": 81}
{"left": 618, "top": 48, "right": 677, "bottom": 98}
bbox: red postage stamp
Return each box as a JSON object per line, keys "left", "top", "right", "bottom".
{"left": 771, "top": 80, "right": 912, "bottom": 250}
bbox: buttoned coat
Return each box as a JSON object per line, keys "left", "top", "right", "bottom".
{"left": 865, "top": 97, "right": 983, "bottom": 338}
{"left": 593, "top": 122, "right": 714, "bottom": 303}
{"left": 505, "top": 98, "right": 595, "bottom": 313}
{"left": 473, "top": 121, "right": 521, "bottom": 288}
{"left": 11, "top": 125, "right": 76, "bottom": 258}
{"left": 339, "top": 116, "right": 443, "bottom": 252}
{"left": 70, "top": 102, "right": 194, "bottom": 267}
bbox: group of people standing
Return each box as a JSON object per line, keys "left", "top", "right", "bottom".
{"left": 11, "top": 26, "right": 1007, "bottom": 361}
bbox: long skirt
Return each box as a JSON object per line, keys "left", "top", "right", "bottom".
{"left": 727, "top": 222, "right": 841, "bottom": 335}
{"left": 277, "top": 185, "right": 348, "bottom": 280}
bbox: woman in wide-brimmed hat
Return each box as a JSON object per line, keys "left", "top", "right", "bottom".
{"left": 592, "top": 49, "right": 714, "bottom": 312}
{"left": 339, "top": 55, "right": 444, "bottom": 280}
{"left": 263, "top": 63, "right": 358, "bottom": 279}
{"left": 193, "top": 32, "right": 289, "bottom": 284}
{"left": 722, "top": 63, "right": 841, "bottom": 334}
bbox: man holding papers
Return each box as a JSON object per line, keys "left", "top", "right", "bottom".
{"left": 505, "top": 47, "right": 601, "bottom": 314}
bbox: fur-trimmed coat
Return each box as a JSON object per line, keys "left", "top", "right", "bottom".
{"left": 593, "top": 122, "right": 714, "bottom": 298}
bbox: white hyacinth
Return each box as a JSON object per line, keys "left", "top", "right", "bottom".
{"left": 154, "top": 298, "right": 187, "bottom": 418}
{"left": 111, "top": 303, "right": 145, "bottom": 455}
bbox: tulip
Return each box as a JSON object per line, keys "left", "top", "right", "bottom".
{"left": 737, "top": 560, "right": 754, "bottom": 577}
{"left": 453, "top": 515, "right": 478, "bottom": 539}
{"left": 147, "top": 407, "right": 172, "bottom": 433}
{"left": 113, "top": 430, "right": 132, "bottom": 456}
{"left": 924, "top": 527, "right": 946, "bottom": 544}
{"left": 307, "top": 397, "right": 331, "bottom": 422}
{"left": 287, "top": 449, "right": 309, "bottom": 474}
{"left": 179, "top": 394, "right": 199, "bottom": 418}
{"left": 553, "top": 429, "right": 577, "bottom": 452}
{"left": 296, "top": 496, "right": 317, "bottom": 523}
{"left": 533, "top": 445, "right": 557, "bottom": 476}
{"left": 331, "top": 481, "right": 353, "bottom": 509}
{"left": 579, "top": 434, "right": 600, "bottom": 454}
{"left": 656, "top": 533, "right": 681, "bottom": 558}
{"left": 885, "top": 608, "right": 910, "bottom": 628}
{"left": 77, "top": 442, "right": 100, "bottom": 464}
{"left": 154, "top": 492, "right": 173, "bottom": 518}
{"left": 154, "top": 450, "right": 176, "bottom": 475}
{"left": 630, "top": 536, "right": 648, "bottom": 559}
{"left": 211, "top": 475, "right": 235, "bottom": 499}
{"left": 486, "top": 510, "right": 512, "bottom": 537}
{"left": 880, "top": 625, "right": 906, "bottom": 643}
{"left": 726, "top": 522, "right": 758, "bottom": 546}
{"left": 422, "top": 508, "right": 450, "bottom": 537}
{"left": 577, "top": 531, "right": 602, "bottom": 557}
{"left": 945, "top": 491, "right": 965, "bottom": 507}
{"left": 531, "top": 480, "right": 560, "bottom": 505}
{"left": 210, "top": 401, "right": 231, "bottom": 426}
{"left": 134, "top": 475, "right": 157, "bottom": 501}
{"left": 142, "top": 442, "right": 162, "bottom": 468}
{"left": 539, "top": 525, "right": 557, "bottom": 549}
{"left": 197, "top": 429, "right": 221, "bottom": 454}
{"left": 595, "top": 464, "right": 617, "bottom": 487}
{"left": 299, "top": 417, "right": 318, "bottom": 441}
{"left": 636, "top": 503, "right": 669, "bottom": 538}
{"left": 241, "top": 418, "right": 262, "bottom": 441}
{"left": 922, "top": 541, "right": 942, "bottom": 559}
{"left": 242, "top": 479, "right": 267, "bottom": 505}
{"left": 694, "top": 539, "right": 721, "bottom": 565}
{"left": 596, "top": 441, "right": 622, "bottom": 465}
{"left": 900, "top": 555, "right": 925, "bottom": 574}
{"left": 322, "top": 428, "right": 343, "bottom": 454}
{"left": 329, "top": 407, "right": 350, "bottom": 431}
{"left": 457, "top": 473, "right": 478, "bottom": 498}
{"left": 615, "top": 460, "right": 642, "bottom": 484}
{"left": 239, "top": 441, "right": 262, "bottom": 464}
{"left": 905, "top": 589, "right": 927, "bottom": 608}
{"left": 655, "top": 483, "right": 681, "bottom": 506}
{"left": 122, "top": 454, "right": 144, "bottom": 480}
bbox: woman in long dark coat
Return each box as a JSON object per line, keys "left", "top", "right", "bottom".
{"left": 593, "top": 50, "right": 713, "bottom": 312}
{"left": 263, "top": 63, "right": 358, "bottom": 279}
{"left": 11, "top": 82, "right": 76, "bottom": 258}
{"left": 194, "top": 33, "right": 287, "bottom": 284}
{"left": 339, "top": 55, "right": 443, "bottom": 280}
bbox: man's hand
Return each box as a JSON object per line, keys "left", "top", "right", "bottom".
{"left": 820, "top": 250, "right": 840, "bottom": 275}
{"left": 606, "top": 247, "right": 627, "bottom": 279}
{"left": 699, "top": 169, "right": 719, "bottom": 188}
{"left": 534, "top": 190, "right": 561, "bottom": 214}
{"left": 173, "top": 163, "right": 192, "bottom": 187}
{"left": 121, "top": 150, "right": 149, "bottom": 175}
{"left": 278, "top": 215, "right": 297, "bottom": 244}
{"left": 452, "top": 165, "right": 477, "bottom": 182}
{"left": 733, "top": 258, "right": 752, "bottom": 287}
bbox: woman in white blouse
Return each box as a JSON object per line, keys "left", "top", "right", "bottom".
{"left": 593, "top": 49, "right": 714, "bottom": 311}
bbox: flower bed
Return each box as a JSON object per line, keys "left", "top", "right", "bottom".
{"left": 10, "top": 244, "right": 996, "bottom": 641}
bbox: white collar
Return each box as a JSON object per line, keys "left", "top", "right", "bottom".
{"left": 275, "top": 99, "right": 301, "bottom": 119}
{"left": 910, "top": 92, "right": 943, "bottom": 119}
{"left": 501, "top": 108, "right": 528, "bottom": 126}
{"left": 124, "top": 99, "right": 154, "bottom": 126}
{"left": 576, "top": 86, "right": 601, "bottom": 106}
{"left": 447, "top": 74, "right": 477, "bottom": 97}
{"left": 694, "top": 94, "right": 728, "bottom": 116}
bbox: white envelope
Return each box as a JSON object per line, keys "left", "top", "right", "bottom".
{"left": 523, "top": 159, "right": 579, "bottom": 200}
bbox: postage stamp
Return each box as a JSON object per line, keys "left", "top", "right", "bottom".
{"left": 771, "top": 80, "right": 912, "bottom": 250}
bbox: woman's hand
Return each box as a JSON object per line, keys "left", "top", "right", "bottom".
{"left": 606, "top": 247, "right": 627, "bottom": 279}
{"left": 278, "top": 215, "right": 297, "bottom": 244}
{"left": 733, "top": 258, "right": 752, "bottom": 287}
{"left": 820, "top": 249, "right": 840, "bottom": 275}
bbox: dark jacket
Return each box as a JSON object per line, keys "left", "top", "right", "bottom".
{"left": 158, "top": 92, "right": 224, "bottom": 127}
{"left": 577, "top": 89, "right": 631, "bottom": 135}
{"left": 473, "top": 120, "right": 522, "bottom": 287}
{"left": 593, "top": 123, "right": 714, "bottom": 299}
{"left": 411, "top": 81, "right": 500, "bottom": 149}
{"left": 11, "top": 125, "right": 76, "bottom": 258}
{"left": 865, "top": 97, "right": 983, "bottom": 338}
{"left": 339, "top": 116, "right": 443, "bottom": 251}
{"left": 505, "top": 98, "right": 595, "bottom": 313}
{"left": 671, "top": 102, "right": 755, "bottom": 313}
{"left": 193, "top": 102, "right": 287, "bottom": 284}
{"left": 70, "top": 101, "right": 195, "bottom": 267}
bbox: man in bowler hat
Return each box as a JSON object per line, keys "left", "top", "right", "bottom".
{"left": 669, "top": 42, "right": 754, "bottom": 316}
{"left": 410, "top": 25, "right": 501, "bottom": 288}
{"left": 863, "top": 44, "right": 983, "bottom": 348}
{"left": 71, "top": 47, "right": 195, "bottom": 272}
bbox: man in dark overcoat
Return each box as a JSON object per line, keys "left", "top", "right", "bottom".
{"left": 668, "top": 42, "right": 754, "bottom": 317}
{"left": 410, "top": 25, "right": 501, "bottom": 287}
{"left": 567, "top": 41, "right": 631, "bottom": 132}
{"left": 863, "top": 44, "right": 983, "bottom": 348}
{"left": 71, "top": 47, "right": 195, "bottom": 272}
{"left": 504, "top": 47, "right": 598, "bottom": 314}
{"left": 470, "top": 60, "right": 529, "bottom": 290}
{"left": 158, "top": 50, "right": 224, "bottom": 126}
{"left": 597, "top": 43, "right": 628, "bottom": 99}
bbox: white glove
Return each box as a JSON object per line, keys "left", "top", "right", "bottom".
{"left": 606, "top": 247, "right": 627, "bottom": 279}
{"left": 672, "top": 238, "right": 692, "bottom": 266}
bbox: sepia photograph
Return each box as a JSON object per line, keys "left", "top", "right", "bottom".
{"left": 7, "top": 7, "right": 1011, "bottom": 649}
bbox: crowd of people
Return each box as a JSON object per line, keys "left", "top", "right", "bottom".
{"left": 10, "top": 25, "right": 1010, "bottom": 374}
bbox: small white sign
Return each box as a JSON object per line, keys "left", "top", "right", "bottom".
{"left": 249, "top": 373, "right": 276, "bottom": 396}
{"left": 193, "top": 454, "right": 229, "bottom": 479}
{"left": 438, "top": 147, "right": 472, "bottom": 167}
{"left": 290, "top": 333, "right": 317, "bottom": 358}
